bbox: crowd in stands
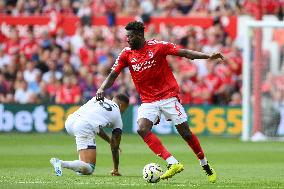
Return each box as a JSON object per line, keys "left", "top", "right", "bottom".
{"left": 0, "top": 0, "right": 284, "bottom": 106}
{"left": 1, "top": 0, "right": 284, "bottom": 18}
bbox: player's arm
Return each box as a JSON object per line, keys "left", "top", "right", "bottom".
{"left": 97, "top": 127, "right": 122, "bottom": 152}
{"left": 97, "top": 128, "right": 111, "bottom": 144}
{"left": 96, "top": 70, "right": 119, "bottom": 101}
{"left": 177, "top": 49, "right": 224, "bottom": 60}
{"left": 110, "top": 128, "right": 122, "bottom": 176}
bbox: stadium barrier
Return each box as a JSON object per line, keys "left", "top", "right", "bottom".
{"left": 0, "top": 104, "right": 242, "bottom": 136}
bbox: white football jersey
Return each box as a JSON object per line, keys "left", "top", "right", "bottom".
{"left": 72, "top": 98, "right": 123, "bottom": 133}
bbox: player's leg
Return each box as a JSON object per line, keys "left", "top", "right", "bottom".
{"left": 59, "top": 147, "right": 96, "bottom": 175}
{"left": 50, "top": 117, "right": 95, "bottom": 176}
{"left": 165, "top": 98, "right": 216, "bottom": 183}
{"left": 137, "top": 103, "right": 172, "bottom": 161}
{"left": 137, "top": 102, "right": 183, "bottom": 180}
{"left": 51, "top": 149, "right": 95, "bottom": 176}
{"left": 175, "top": 122, "right": 216, "bottom": 183}
{"left": 137, "top": 118, "right": 172, "bottom": 160}
{"left": 161, "top": 98, "right": 207, "bottom": 161}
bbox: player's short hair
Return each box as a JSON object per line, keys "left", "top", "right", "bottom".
{"left": 125, "top": 21, "right": 145, "bottom": 34}
{"left": 114, "top": 93, "right": 129, "bottom": 105}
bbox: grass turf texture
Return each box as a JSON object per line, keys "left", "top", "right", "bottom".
{"left": 0, "top": 133, "right": 283, "bottom": 189}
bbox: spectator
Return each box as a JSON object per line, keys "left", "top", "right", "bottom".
{"left": 203, "top": 60, "right": 223, "bottom": 104}
{"left": 140, "top": 0, "right": 154, "bottom": 23}
{"left": 42, "top": 60, "right": 62, "bottom": 83}
{"left": 42, "top": 0, "right": 60, "bottom": 15}
{"left": 55, "top": 28, "right": 70, "bottom": 50}
{"left": 0, "top": 48, "right": 11, "bottom": 68}
{"left": 192, "top": 76, "right": 212, "bottom": 104}
{"left": 3, "top": 29, "right": 20, "bottom": 56}
{"left": 44, "top": 73, "right": 61, "bottom": 103}
{"left": 21, "top": 30, "right": 38, "bottom": 60}
{"left": 175, "top": 0, "right": 195, "bottom": 16}
{"left": 55, "top": 75, "right": 81, "bottom": 104}
{"left": 77, "top": 0, "right": 93, "bottom": 26}
{"left": 0, "top": 71, "right": 10, "bottom": 103}
{"left": 23, "top": 61, "right": 41, "bottom": 84}
{"left": 60, "top": 0, "right": 73, "bottom": 15}
{"left": 190, "top": 0, "right": 210, "bottom": 17}
{"left": 214, "top": 0, "right": 234, "bottom": 17}
{"left": 123, "top": 0, "right": 140, "bottom": 16}
{"left": 14, "top": 80, "right": 34, "bottom": 104}
{"left": 80, "top": 72, "right": 98, "bottom": 103}
{"left": 229, "top": 91, "right": 242, "bottom": 105}
{"left": 0, "top": 1, "right": 250, "bottom": 105}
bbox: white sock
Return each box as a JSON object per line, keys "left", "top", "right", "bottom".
{"left": 61, "top": 160, "right": 94, "bottom": 175}
{"left": 199, "top": 158, "right": 208, "bottom": 166}
{"left": 166, "top": 156, "right": 179, "bottom": 164}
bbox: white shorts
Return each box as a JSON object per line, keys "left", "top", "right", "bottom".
{"left": 65, "top": 114, "right": 96, "bottom": 151}
{"left": 138, "top": 97, "right": 188, "bottom": 126}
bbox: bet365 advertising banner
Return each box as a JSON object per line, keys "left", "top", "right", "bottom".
{"left": 0, "top": 104, "right": 242, "bottom": 136}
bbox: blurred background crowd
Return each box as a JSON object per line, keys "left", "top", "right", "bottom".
{"left": 0, "top": 0, "right": 284, "bottom": 106}
{"left": 1, "top": 0, "right": 283, "bottom": 17}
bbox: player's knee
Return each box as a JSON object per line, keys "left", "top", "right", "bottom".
{"left": 137, "top": 119, "right": 152, "bottom": 137}
{"left": 81, "top": 163, "right": 95, "bottom": 175}
{"left": 176, "top": 123, "right": 192, "bottom": 140}
{"left": 137, "top": 127, "right": 150, "bottom": 137}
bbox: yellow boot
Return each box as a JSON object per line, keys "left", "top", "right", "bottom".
{"left": 202, "top": 163, "right": 217, "bottom": 183}
{"left": 160, "top": 163, "right": 184, "bottom": 180}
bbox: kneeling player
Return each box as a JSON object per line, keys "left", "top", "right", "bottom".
{"left": 50, "top": 94, "right": 129, "bottom": 176}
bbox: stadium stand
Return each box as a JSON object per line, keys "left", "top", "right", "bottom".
{"left": 0, "top": 0, "right": 283, "bottom": 106}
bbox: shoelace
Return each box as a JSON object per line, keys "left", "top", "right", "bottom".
{"left": 202, "top": 164, "right": 213, "bottom": 176}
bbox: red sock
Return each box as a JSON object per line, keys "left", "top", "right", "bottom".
{"left": 186, "top": 133, "right": 205, "bottom": 160}
{"left": 143, "top": 132, "right": 171, "bottom": 160}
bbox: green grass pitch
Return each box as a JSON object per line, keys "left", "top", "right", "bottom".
{"left": 0, "top": 133, "right": 284, "bottom": 189}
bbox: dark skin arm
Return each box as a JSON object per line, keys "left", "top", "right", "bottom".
{"left": 110, "top": 129, "right": 122, "bottom": 176}
{"left": 97, "top": 127, "right": 122, "bottom": 151}
{"left": 97, "top": 128, "right": 111, "bottom": 144}
{"left": 177, "top": 49, "right": 224, "bottom": 60}
{"left": 96, "top": 71, "right": 119, "bottom": 101}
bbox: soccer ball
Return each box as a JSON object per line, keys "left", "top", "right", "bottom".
{"left": 142, "top": 163, "right": 163, "bottom": 183}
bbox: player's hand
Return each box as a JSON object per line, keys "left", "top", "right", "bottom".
{"left": 111, "top": 169, "right": 122, "bottom": 176}
{"left": 96, "top": 89, "right": 105, "bottom": 101}
{"left": 209, "top": 53, "right": 224, "bottom": 60}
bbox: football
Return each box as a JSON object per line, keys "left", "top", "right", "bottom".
{"left": 142, "top": 163, "right": 163, "bottom": 183}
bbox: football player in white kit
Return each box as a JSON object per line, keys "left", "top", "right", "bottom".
{"left": 50, "top": 93, "right": 129, "bottom": 176}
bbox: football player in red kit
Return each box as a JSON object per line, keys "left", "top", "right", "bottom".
{"left": 96, "top": 21, "right": 223, "bottom": 182}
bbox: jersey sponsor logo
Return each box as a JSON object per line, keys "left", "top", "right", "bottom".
{"left": 131, "top": 59, "right": 157, "bottom": 72}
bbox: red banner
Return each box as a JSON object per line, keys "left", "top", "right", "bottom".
{"left": 0, "top": 15, "right": 237, "bottom": 38}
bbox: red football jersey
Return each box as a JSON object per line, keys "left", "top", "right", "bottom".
{"left": 112, "top": 39, "right": 181, "bottom": 103}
